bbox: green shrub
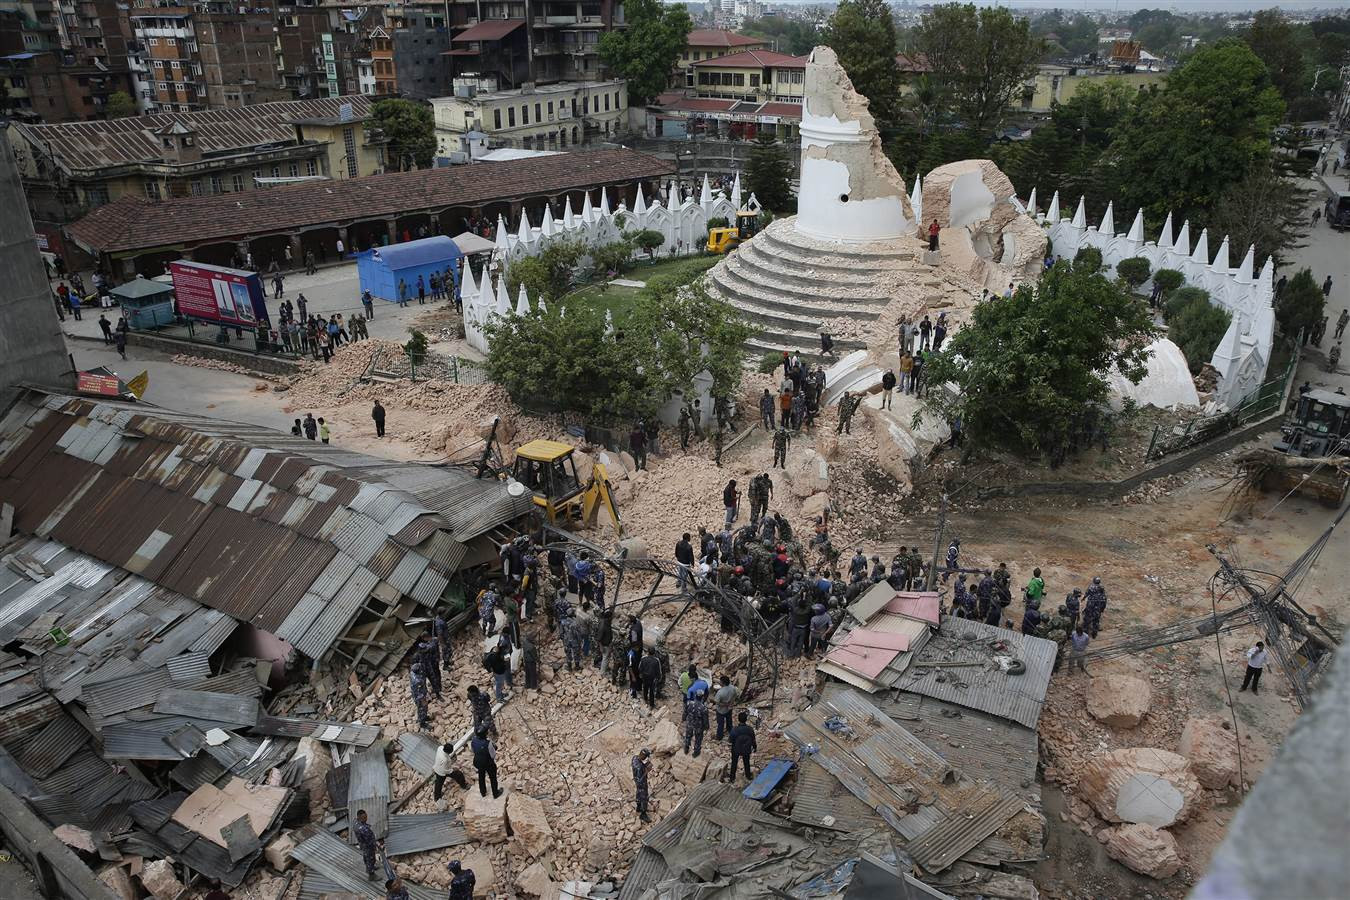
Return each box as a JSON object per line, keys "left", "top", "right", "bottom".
{"left": 758, "top": 350, "right": 784, "bottom": 374}
{"left": 632, "top": 228, "right": 665, "bottom": 257}
{"left": 404, "top": 328, "right": 429, "bottom": 365}
{"left": 1074, "top": 246, "right": 1103, "bottom": 271}
{"left": 1152, "top": 268, "right": 1184, "bottom": 295}
{"left": 1164, "top": 289, "right": 1231, "bottom": 374}
{"left": 1116, "top": 257, "right": 1151, "bottom": 290}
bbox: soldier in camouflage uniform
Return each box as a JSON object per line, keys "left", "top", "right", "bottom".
{"left": 906, "top": 547, "right": 924, "bottom": 590}
{"left": 409, "top": 662, "right": 431, "bottom": 729}
{"left": 633, "top": 749, "right": 652, "bottom": 822}
{"left": 467, "top": 685, "right": 495, "bottom": 737}
{"left": 416, "top": 633, "right": 442, "bottom": 699}
{"left": 1045, "top": 605, "right": 1073, "bottom": 672}
{"left": 432, "top": 609, "right": 452, "bottom": 671}
{"left": 976, "top": 570, "right": 995, "bottom": 619}
{"left": 772, "top": 427, "right": 790, "bottom": 468}
{"left": 561, "top": 610, "right": 583, "bottom": 670}
{"left": 683, "top": 690, "right": 709, "bottom": 757}
{"left": 747, "top": 472, "right": 770, "bottom": 525}
{"left": 679, "top": 407, "right": 692, "bottom": 451}
{"left": 1064, "top": 589, "right": 1082, "bottom": 633}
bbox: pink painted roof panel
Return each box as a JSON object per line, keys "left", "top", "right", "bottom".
{"left": 883, "top": 591, "right": 940, "bottom": 625}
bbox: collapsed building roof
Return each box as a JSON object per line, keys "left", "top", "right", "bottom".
{"left": 0, "top": 389, "right": 535, "bottom": 675}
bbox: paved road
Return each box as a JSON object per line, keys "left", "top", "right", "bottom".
{"left": 1291, "top": 169, "right": 1350, "bottom": 395}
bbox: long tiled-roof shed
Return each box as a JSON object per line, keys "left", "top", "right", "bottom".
{"left": 66, "top": 147, "right": 675, "bottom": 278}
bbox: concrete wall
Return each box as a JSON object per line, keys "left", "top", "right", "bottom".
{"left": 0, "top": 127, "right": 74, "bottom": 393}
{"left": 0, "top": 779, "right": 119, "bottom": 900}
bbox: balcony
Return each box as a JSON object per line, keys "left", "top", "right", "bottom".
{"left": 533, "top": 15, "right": 576, "bottom": 25}
{"left": 533, "top": 43, "right": 560, "bottom": 56}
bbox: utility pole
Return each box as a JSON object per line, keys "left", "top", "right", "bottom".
{"left": 925, "top": 493, "right": 948, "bottom": 591}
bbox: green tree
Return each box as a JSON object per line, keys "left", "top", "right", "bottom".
{"left": 913, "top": 3, "right": 1044, "bottom": 138}
{"left": 917, "top": 261, "right": 1158, "bottom": 455}
{"left": 105, "top": 90, "right": 137, "bottom": 119}
{"left": 822, "top": 0, "right": 903, "bottom": 126}
{"left": 1163, "top": 287, "right": 1230, "bottom": 374}
{"left": 505, "top": 237, "right": 586, "bottom": 302}
{"left": 745, "top": 134, "right": 793, "bottom": 213}
{"left": 1206, "top": 161, "right": 1312, "bottom": 269}
{"left": 741, "top": 16, "right": 821, "bottom": 56}
{"left": 485, "top": 276, "right": 752, "bottom": 419}
{"left": 1116, "top": 257, "right": 1151, "bottom": 290}
{"left": 598, "top": 0, "right": 691, "bottom": 105}
{"left": 1275, "top": 268, "right": 1325, "bottom": 342}
{"left": 404, "top": 328, "right": 429, "bottom": 365}
{"left": 371, "top": 99, "right": 436, "bottom": 171}
{"left": 1240, "top": 10, "right": 1309, "bottom": 106}
{"left": 592, "top": 235, "right": 637, "bottom": 276}
{"left": 1153, "top": 268, "right": 1184, "bottom": 296}
{"left": 632, "top": 228, "right": 666, "bottom": 257}
{"left": 1107, "top": 40, "right": 1283, "bottom": 229}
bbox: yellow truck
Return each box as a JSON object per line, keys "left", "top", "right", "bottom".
{"left": 705, "top": 210, "right": 761, "bottom": 254}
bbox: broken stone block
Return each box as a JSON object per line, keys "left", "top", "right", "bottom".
{"left": 595, "top": 722, "right": 635, "bottom": 756}
{"left": 801, "top": 492, "right": 831, "bottom": 520}
{"left": 517, "top": 859, "right": 555, "bottom": 897}
{"left": 458, "top": 849, "right": 497, "bottom": 898}
{"left": 670, "top": 751, "right": 708, "bottom": 787}
{"left": 1087, "top": 674, "right": 1152, "bottom": 728}
{"left": 1105, "top": 823, "right": 1183, "bottom": 879}
{"left": 475, "top": 415, "right": 515, "bottom": 443}
{"left": 462, "top": 789, "right": 509, "bottom": 844}
{"left": 264, "top": 830, "right": 297, "bottom": 872}
{"left": 140, "top": 859, "right": 185, "bottom": 900}
{"left": 1178, "top": 716, "right": 1241, "bottom": 789}
{"left": 786, "top": 449, "right": 829, "bottom": 498}
{"left": 1077, "top": 748, "right": 1201, "bottom": 826}
{"left": 584, "top": 833, "right": 610, "bottom": 872}
{"left": 53, "top": 824, "right": 97, "bottom": 854}
{"left": 507, "top": 791, "right": 554, "bottom": 858}
{"left": 98, "top": 865, "right": 137, "bottom": 900}
{"left": 649, "top": 719, "right": 681, "bottom": 756}
{"left": 922, "top": 250, "right": 941, "bottom": 266}
{"left": 294, "top": 737, "right": 333, "bottom": 808}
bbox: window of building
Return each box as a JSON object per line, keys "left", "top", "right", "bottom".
{"left": 192, "top": 62, "right": 202, "bottom": 76}
{"left": 535, "top": 102, "right": 541, "bottom": 122}
{"left": 85, "top": 186, "right": 109, "bottom": 207}
{"left": 253, "top": 170, "right": 262, "bottom": 183}
{"left": 682, "top": 51, "right": 688, "bottom": 61}
{"left": 190, "top": 179, "right": 203, "bottom": 196}
{"left": 165, "top": 37, "right": 175, "bottom": 45}
{"left": 147, "top": 37, "right": 158, "bottom": 45}
{"left": 271, "top": 166, "right": 281, "bottom": 178}
{"left": 603, "top": 93, "right": 609, "bottom": 111}
{"left": 210, "top": 175, "right": 222, "bottom": 194}
{"left": 750, "top": 74, "right": 759, "bottom": 87}
{"left": 547, "top": 100, "right": 553, "bottom": 119}
{"left": 157, "top": 81, "right": 168, "bottom": 91}
{"left": 508, "top": 107, "right": 515, "bottom": 126}
{"left": 144, "top": 180, "right": 161, "bottom": 200}
{"left": 170, "top": 60, "right": 179, "bottom": 70}
{"left": 521, "top": 104, "right": 528, "bottom": 125}
{"left": 615, "top": 91, "right": 621, "bottom": 109}
{"left": 152, "top": 59, "right": 163, "bottom": 70}
{"left": 232, "top": 174, "right": 244, "bottom": 192}
{"left": 289, "top": 163, "right": 299, "bottom": 177}
{"left": 306, "top": 159, "right": 317, "bottom": 176}
{"left": 734, "top": 73, "right": 744, "bottom": 87}
{"left": 342, "top": 127, "right": 358, "bottom": 178}
{"left": 162, "top": 137, "right": 172, "bottom": 148}
{"left": 494, "top": 108, "right": 501, "bottom": 129}
{"left": 583, "top": 96, "right": 589, "bottom": 114}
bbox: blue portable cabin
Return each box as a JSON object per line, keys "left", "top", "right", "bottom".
{"left": 110, "top": 277, "right": 176, "bottom": 329}
{"left": 356, "top": 235, "right": 463, "bottom": 304}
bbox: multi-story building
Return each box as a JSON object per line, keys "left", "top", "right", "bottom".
{"left": 273, "top": 1, "right": 332, "bottom": 100}
{"left": 675, "top": 28, "right": 766, "bottom": 87}
{"left": 689, "top": 49, "right": 804, "bottom": 103}
{"left": 9, "top": 95, "right": 385, "bottom": 248}
{"left": 0, "top": 0, "right": 133, "bottom": 122}
{"left": 445, "top": 0, "right": 627, "bottom": 90}
{"left": 431, "top": 77, "right": 626, "bottom": 158}
{"left": 369, "top": 24, "right": 397, "bottom": 95}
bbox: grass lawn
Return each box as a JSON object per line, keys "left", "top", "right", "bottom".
{"left": 564, "top": 255, "right": 719, "bottom": 324}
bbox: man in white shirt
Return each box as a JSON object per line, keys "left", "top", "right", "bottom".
{"left": 1240, "top": 641, "right": 1267, "bottom": 695}
{"left": 433, "top": 741, "right": 462, "bottom": 809}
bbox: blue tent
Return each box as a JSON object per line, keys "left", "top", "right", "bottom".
{"left": 356, "top": 235, "right": 463, "bottom": 303}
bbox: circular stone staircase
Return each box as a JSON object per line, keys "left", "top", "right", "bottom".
{"left": 707, "top": 217, "right": 940, "bottom": 360}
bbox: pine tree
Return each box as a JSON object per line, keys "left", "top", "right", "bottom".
{"left": 745, "top": 135, "right": 793, "bottom": 213}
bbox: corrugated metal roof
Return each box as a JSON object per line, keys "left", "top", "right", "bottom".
{"left": 16, "top": 713, "right": 87, "bottom": 779}
{"left": 397, "top": 732, "right": 439, "bottom": 777}
{"left": 82, "top": 668, "right": 173, "bottom": 726}
{"left": 904, "top": 791, "right": 1025, "bottom": 874}
{"left": 893, "top": 617, "right": 1057, "bottom": 729}
{"left": 154, "top": 690, "right": 259, "bottom": 727}
{"left": 297, "top": 872, "right": 343, "bottom": 900}
{"left": 170, "top": 753, "right": 229, "bottom": 792}
{"left": 386, "top": 551, "right": 430, "bottom": 597}
{"left": 290, "top": 829, "right": 443, "bottom": 900}
{"left": 294, "top": 567, "right": 379, "bottom": 660}
{"left": 100, "top": 725, "right": 188, "bottom": 761}
{"left": 347, "top": 743, "right": 390, "bottom": 840}
{"left": 251, "top": 716, "right": 380, "bottom": 747}
{"left": 789, "top": 757, "right": 885, "bottom": 833}
{"left": 384, "top": 813, "right": 469, "bottom": 856}
{"left": 166, "top": 651, "right": 213, "bottom": 684}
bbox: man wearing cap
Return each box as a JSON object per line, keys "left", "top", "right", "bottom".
{"left": 354, "top": 809, "right": 380, "bottom": 880}
{"left": 632, "top": 749, "right": 653, "bottom": 822}
{"left": 448, "top": 860, "right": 476, "bottom": 900}
{"left": 848, "top": 548, "right": 868, "bottom": 582}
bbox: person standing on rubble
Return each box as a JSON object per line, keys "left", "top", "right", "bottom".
{"left": 728, "top": 712, "right": 757, "bottom": 783}
{"left": 1067, "top": 626, "right": 1090, "bottom": 674}
{"left": 713, "top": 675, "right": 739, "bottom": 740}
{"left": 561, "top": 607, "right": 584, "bottom": 671}
{"left": 470, "top": 728, "right": 502, "bottom": 798}
{"left": 772, "top": 426, "right": 790, "bottom": 469}
{"left": 633, "top": 749, "right": 653, "bottom": 822}
{"left": 639, "top": 646, "right": 663, "bottom": 708}
{"left": 522, "top": 637, "right": 539, "bottom": 689}
{"left": 447, "top": 861, "right": 475, "bottom": 900}
{"left": 410, "top": 661, "right": 431, "bottom": 729}
{"left": 1083, "top": 577, "right": 1107, "bottom": 637}
{"left": 683, "top": 689, "right": 709, "bottom": 757}
{"left": 433, "top": 609, "right": 452, "bottom": 672}
{"left": 1064, "top": 589, "right": 1082, "bottom": 633}
{"left": 478, "top": 582, "right": 498, "bottom": 637}
{"left": 1239, "top": 641, "right": 1267, "bottom": 694}
{"left": 416, "top": 631, "right": 442, "bottom": 699}
{"left": 467, "top": 685, "right": 496, "bottom": 737}
{"left": 354, "top": 809, "right": 380, "bottom": 880}
{"left": 1024, "top": 568, "right": 1046, "bottom": 606}
{"left": 722, "top": 479, "right": 740, "bottom": 528}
